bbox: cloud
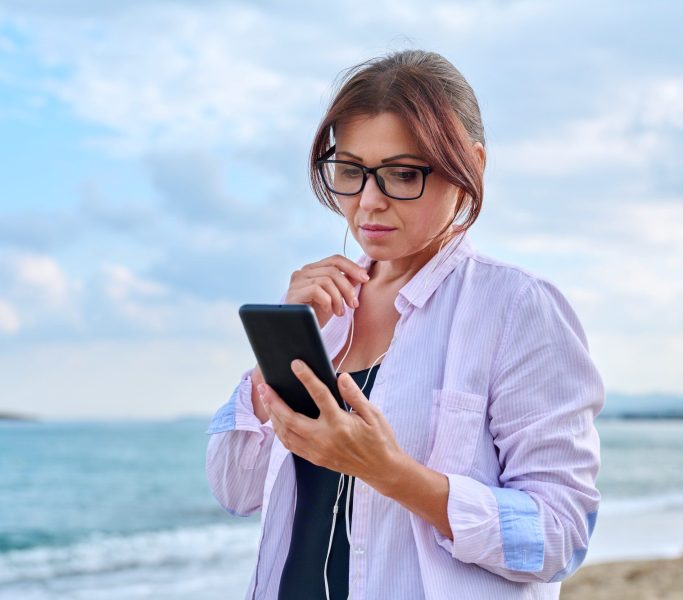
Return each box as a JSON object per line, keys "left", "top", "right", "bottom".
{"left": 0, "top": 297, "right": 21, "bottom": 334}
{"left": 590, "top": 331, "right": 683, "bottom": 394}
{"left": 81, "top": 258, "right": 286, "bottom": 338}
{"left": 0, "top": 186, "right": 161, "bottom": 254}
{"left": 11, "top": 253, "right": 73, "bottom": 304}
{"left": 2, "top": 3, "right": 329, "bottom": 156}
{"left": 90, "top": 263, "right": 174, "bottom": 333}
{"left": 79, "top": 182, "right": 156, "bottom": 233}
{"left": 0, "top": 211, "right": 82, "bottom": 251}
{"left": 0, "top": 251, "right": 84, "bottom": 336}
{"left": 588, "top": 200, "right": 683, "bottom": 325}
{"left": 494, "top": 77, "right": 683, "bottom": 178}
{"left": 490, "top": 197, "right": 683, "bottom": 337}
{"left": 431, "top": 0, "right": 548, "bottom": 32}
{"left": 0, "top": 0, "right": 557, "bottom": 157}
{"left": 614, "top": 199, "right": 683, "bottom": 253}
{"left": 143, "top": 149, "right": 281, "bottom": 228}
{"left": 101, "top": 263, "right": 167, "bottom": 301}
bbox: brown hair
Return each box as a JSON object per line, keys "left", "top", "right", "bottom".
{"left": 309, "top": 49, "right": 486, "bottom": 237}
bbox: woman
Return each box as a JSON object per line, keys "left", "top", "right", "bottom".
{"left": 206, "top": 49, "right": 603, "bottom": 600}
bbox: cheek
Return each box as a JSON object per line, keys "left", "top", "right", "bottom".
{"left": 423, "top": 188, "right": 456, "bottom": 224}
{"left": 338, "top": 199, "right": 357, "bottom": 221}
{"left": 404, "top": 200, "right": 440, "bottom": 232}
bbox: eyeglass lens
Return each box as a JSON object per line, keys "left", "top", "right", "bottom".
{"left": 320, "top": 162, "right": 424, "bottom": 199}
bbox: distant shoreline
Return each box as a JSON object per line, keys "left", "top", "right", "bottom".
{"left": 0, "top": 412, "right": 39, "bottom": 421}
{"left": 598, "top": 414, "right": 683, "bottom": 420}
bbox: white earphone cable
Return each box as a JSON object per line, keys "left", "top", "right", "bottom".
{"left": 323, "top": 223, "right": 466, "bottom": 600}
{"left": 324, "top": 471, "right": 347, "bottom": 600}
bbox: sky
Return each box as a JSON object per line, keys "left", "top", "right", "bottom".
{"left": 0, "top": 0, "right": 681, "bottom": 419}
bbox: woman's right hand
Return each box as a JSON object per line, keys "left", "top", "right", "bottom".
{"left": 284, "top": 254, "right": 371, "bottom": 329}
{"left": 250, "top": 255, "right": 370, "bottom": 423}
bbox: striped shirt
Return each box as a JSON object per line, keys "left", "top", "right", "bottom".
{"left": 205, "top": 231, "right": 604, "bottom": 599}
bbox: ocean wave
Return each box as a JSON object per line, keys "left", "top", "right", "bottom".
{"left": 0, "top": 521, "right": 260, "bottom": 586}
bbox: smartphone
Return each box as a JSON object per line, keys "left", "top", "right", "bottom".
{"left": 238, "top": 303, "right": 344, "bottom": 419}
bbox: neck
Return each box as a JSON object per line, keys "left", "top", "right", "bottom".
{"left": 370, "top": 226, "right": 459, "bottom": 286}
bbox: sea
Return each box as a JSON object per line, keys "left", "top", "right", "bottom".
{"left": 1, "top": 417, "right": 682, "bottom": 599}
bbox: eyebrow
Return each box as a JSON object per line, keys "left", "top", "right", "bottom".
{"left": 336, "top": 150, "right": 426, "bottom": 163}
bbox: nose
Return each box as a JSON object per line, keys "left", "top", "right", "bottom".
{"left": 358, "top": 172, "right": 391, "bottom": 210}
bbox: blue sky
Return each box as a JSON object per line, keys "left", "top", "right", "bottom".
{"left": 1, "top": 1, "right": 681, "bottom": 419}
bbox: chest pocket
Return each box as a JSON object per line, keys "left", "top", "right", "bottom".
{"left": 425, "top": 388, "right": 488, "bottom": 475}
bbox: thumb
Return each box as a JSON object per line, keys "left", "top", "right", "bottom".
{"left": 338, "top": 372, "right": 373, "bottom": 418}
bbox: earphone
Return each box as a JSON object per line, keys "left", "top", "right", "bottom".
{"left": 323, "top": 218, "right": 466, "bottom": 600}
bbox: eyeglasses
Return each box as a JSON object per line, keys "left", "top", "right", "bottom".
{"left": 316, "top": 145, "right": 433, "bottom": 201}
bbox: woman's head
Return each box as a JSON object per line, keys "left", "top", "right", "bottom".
{"left": 309, "top": 49, "right": 486, "bottom": 262}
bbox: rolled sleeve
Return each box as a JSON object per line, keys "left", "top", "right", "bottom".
{"left": 205, "top": 375, "right": 243, "bottom": 434}
{"left": 205, "top": 367, "right": 275, "bottom": 515}
{"left": 489, "top": 485, "right": 544, "bottom": 572}
{"left": 206, "top": 366, "right": 273, "bottom": 468}
{"left": 433, "top": 474, "right": 506, "bottom": 567}
{"left": 433, "top": 276, "right": 604, "bottom": 583}
{"left": 206, "top": 366, "right": 271, "bottom": 432}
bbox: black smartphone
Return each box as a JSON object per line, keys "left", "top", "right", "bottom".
{"left": 238, "top": 303, "right": 344, "bottom": 419}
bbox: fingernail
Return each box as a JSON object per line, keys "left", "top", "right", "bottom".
{"left": 362, "top": 272, "right": 370, "bottom": 280}
{"left": 257, "top": 383, "right": 266, "bottom": 395}
{"left": 353, "top": 298, "right": 359, "bottom": 308}
{"left": 292, "top": 359, "right": 304, "bottom": 372}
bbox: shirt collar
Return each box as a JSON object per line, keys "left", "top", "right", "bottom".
{"left": 354, "top": 230, "right": 475, "bottom": 313}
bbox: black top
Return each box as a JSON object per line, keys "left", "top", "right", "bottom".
{"left": 277, "top": 363, "right": 381, "bottom": 600}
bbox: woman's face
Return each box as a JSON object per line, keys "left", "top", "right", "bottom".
{"left": 333, "top": 112, "right": 474, "bottom": 264}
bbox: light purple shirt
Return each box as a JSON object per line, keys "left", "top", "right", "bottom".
{"left": 205, "top": 232, "right": 604, "bottom": 599}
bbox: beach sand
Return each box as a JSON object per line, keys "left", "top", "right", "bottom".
{"left": 560, "top": 555, "right": 683, "bottom": 599}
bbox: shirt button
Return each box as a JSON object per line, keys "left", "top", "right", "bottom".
{"left": 354, "top": 546, "right": 365, "bottom": 554}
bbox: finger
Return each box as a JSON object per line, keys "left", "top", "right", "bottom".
{"left": 310, "top": 255, "right": 370, "bottom": 285}
{"left": 307, "top": 266, "right": 362, "bottom": 311}
{"left": 323, "top": 265, "right": 362, "bottom": 309}
{"left": 329, "top": 254, "right": 371, "bottom": 284}
{"left": 291, "top": 359, "right": 341, "bottom": 418}
{"left": 337, "top": 372, "right": 375, "bottom": 421}
{"left": 283, "top": 427, "right": 312, "bottom": 460}
{"left": 261, "top": 383, "right": 316, "bottom": 437}
{"left": 308, "top": 266, "right": 356, "bottom": 316}
{"left": 314, "top": 272, "right": 353, "bottom": 314}
{"left": 307, "top": 278, "right": 345, "bottom": 316}
{"left": 268, "top": 406, "right": 316, "bottom": 461}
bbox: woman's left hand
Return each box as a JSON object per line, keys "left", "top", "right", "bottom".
{"left": 257, "top": 358, "right": 406, "bottom": 494}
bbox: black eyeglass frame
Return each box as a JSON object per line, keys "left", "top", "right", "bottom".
{"left": 315, "top": 144, "right": 434, "bottom": 201}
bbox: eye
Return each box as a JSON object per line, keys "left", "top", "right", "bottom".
{"left": 341, "top": 167, "right": 363, "bottom": 178}
{"left": 388, "top": 168, "right": 419, "bottom": 181}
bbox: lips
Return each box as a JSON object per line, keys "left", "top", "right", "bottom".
{"left": 361, "top": 225, "right": 396, "bottom": 231}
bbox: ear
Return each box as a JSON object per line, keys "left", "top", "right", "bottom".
{"left": 473, "top": 141, "right": 486, "bottom": 172}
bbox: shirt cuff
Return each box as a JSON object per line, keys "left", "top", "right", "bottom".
{"left": 489, "top": 485, "right": 544, "bottom": 572}
{"left": 234, "top": 366, "right": 273, "bottom": 432}
{"left": 205, "top": 366, "right": 273, "bottom": 469}
{"left": 433, "top": 474, "right": 506, "bottom": 566}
